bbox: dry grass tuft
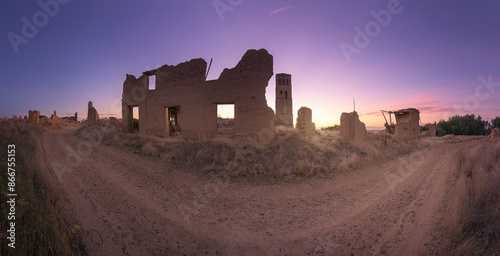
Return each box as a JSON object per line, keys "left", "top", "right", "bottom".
{"left": 440, "top": 139, "right": 500, "bottom": 255}
{"left": 0, "top": 120, "right": 86, "bottom": 255}
{"left": 141, "top": 141, "right": 158, "bottom": 157}
{"left": 76, "top": 124, "right": 428, "bottom": 183}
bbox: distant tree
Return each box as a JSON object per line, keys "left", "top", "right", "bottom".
{"left": 437, "top": 114, "right": 489, "bottom": 136}
{"left": 492, "top": 116, "right": 500, "bottom": 129}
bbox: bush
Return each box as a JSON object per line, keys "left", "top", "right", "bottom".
{"left": 76, "top": 125, "right": 428, "bottom": 183}
{"left": 438, "top": 114, "right": 489, "bottom": 136}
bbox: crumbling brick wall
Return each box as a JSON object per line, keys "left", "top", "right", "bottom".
{"left": 340, "top": 111, "right": 366, "bottom": 141}
{"left": 394, "top": 108, "right": 420, "bottom": 141}
{"left": 122, "top": 49, "right": 275, "bottom": 142}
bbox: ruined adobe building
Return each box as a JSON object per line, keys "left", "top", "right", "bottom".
{"left": 61, "top": 112, "right": 78, "bottom": 123}
{"left": 296, "top": 107, "right": 316, "bottom": 137}
{"left": 275, "top": 73, "right": 293, "bottom": 127}
{"left": 122, "top": 49, "right": 275, "bottom": 141}
{"left": 382, "top": 108, "right": 420, "bottom": 141}
{"left": 340, "top": 111, "right": 367, "bottom": 141}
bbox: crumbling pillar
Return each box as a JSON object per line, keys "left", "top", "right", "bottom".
{"left": 295, "top": 107, "right": 316, "bottom": 137}
{"left": 87, "top": 101, "right": 100, "bottom": 125}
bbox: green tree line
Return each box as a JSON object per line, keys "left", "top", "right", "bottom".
{"left": 436, "top": 115, "right": 500, "bottom": 136}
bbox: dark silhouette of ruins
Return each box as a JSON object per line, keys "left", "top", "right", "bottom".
{"left": 121, "top": 49, "right": 275, "bottom": 141}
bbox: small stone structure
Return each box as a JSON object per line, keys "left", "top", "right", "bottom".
{"left": 491, "top": 127, "right": 500, "bottom": 141}
{"left": 87, "top": 101, "right": 99, "bottom": 125}
{"left": 28, "top": 110, "right": 40, "bottom": 126}
{"left": 382, "top": 108, "right": 420, "bottom": 141}
{"left": 340, "top": 111, "right": 367, "bottom": 141}
{"left": 295, "top": 107, "right": 316, "bottom": 137}
{"left": 51, "top": 110, "right": 58, "bottom": 120}
{"left": 394, "top": 108, "right": 420, "bottom": 141}
{"left": 275, "top": 73, "right": 293, "bottom": 127}
{"left": 62, "top": 112, "right": 78, "bottom": 123}
{"left": 426, "top": 123, "right": 437, "bottom": 137}
{"left": 122, "top": 49, "right": 275, "bottom": 141}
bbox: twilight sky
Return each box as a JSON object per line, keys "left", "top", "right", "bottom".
{"left": 1, "top": 0, "right": 499, "bottom": 128}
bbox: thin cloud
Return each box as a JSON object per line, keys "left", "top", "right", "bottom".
{"left": 325, "top": 60, "right": 349, "bottom": 65}
{"left": 414, "top": 94, "right": 441, "bottom": 100}
{"left": 391, "top": 100, "right": 441, "bottom": 109}
{"left": 392, "top": 21, "right": 413, "bottom": 32}
{"left": 269, "top": 5, "right": 295, "bottom": 16}
{"left": 388, "top": 94, "right": 442, "bottom": 109}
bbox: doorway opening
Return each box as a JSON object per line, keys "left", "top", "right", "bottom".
{"left": 216, "top": 103, "right": 235, "bottom": 135}
{"left": 132, "top": 106, "right": 139, "bottom": 132}
{"left": 165, "top": 106, "right": 180, "bottom": 136}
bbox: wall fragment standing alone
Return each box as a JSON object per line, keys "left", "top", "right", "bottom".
{"left": 394, "top": 108, "right": 420, "bottom": 141}
{"left": 340, "top": 111, "right": 367, "bottom": 141}
{"left": 295, "top": 107, "right": 316, "bottom": 137}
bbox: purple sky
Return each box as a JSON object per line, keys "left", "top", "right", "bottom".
{"left": 1, "top": 0, "right": 499, "bottom": 127}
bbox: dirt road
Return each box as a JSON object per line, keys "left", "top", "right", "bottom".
{"left": 40, "top": 129, "right": 467, "bottom": 255}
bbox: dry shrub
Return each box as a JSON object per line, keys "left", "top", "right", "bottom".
{"left": 141, "top": 141, "right": 158, "bottom": 157}
{"left": 75, "top": 125, "right": 427, "bottom": 183}
{"left": 440, "top": 140, "right": 500, "bottom": 255}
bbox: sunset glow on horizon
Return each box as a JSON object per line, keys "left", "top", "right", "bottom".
{"left": 1, "top": 1, "right": 499, "bottom": 128}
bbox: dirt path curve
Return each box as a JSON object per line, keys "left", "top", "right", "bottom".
{"left": 39, "top": 129, "right": 468, "bottom": 255}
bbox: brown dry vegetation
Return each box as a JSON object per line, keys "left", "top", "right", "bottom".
{"left": 4, "top": 116, "right": 498, "bottom": 254}
{"left": 75, "top": 121, "right": 428, "bottom": 183}
{"left": 438, "top": 139, "right": 500, "bottom": 255}
{"left": 0, "top": 120, "right": 86, "bottom": 255}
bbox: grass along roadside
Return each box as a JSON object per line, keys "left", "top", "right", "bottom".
{"left": 439, "top": 139, "right": 500, "bottom": 255}
{"left": 0, "top": 120, "right": 86, "bottom": 255}
{"left": 75, "top": 120, "right": 430, "bottom": 183}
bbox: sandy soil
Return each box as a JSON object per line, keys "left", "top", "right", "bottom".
{"left": 39, "top": 129, "right": 471, "bottom": 255}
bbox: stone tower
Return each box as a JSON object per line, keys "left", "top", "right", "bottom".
{"left": 275, "top": 73, "right": 293, "bottom": 126}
